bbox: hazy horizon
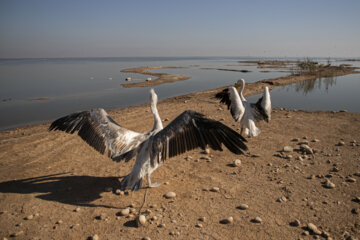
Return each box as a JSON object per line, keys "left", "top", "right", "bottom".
{"left": 1, "top": 0, "right": 360, "bottom": 59}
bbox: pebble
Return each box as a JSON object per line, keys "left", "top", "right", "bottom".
{"left": 125, "top": 77, "right": 131, "bottom": 81}
{"left": 252, "top": 217, "right": 262, "bottom": 223}
{"left": 353, "top": 197, "right": 360, "bottom": 203}
{"left": 354, "top": 172, "right": 360, "bottom": 177}
{"left": 146, "top": 77, "right": 152, "bottom": 81}
{"left": 323, "top": 179, "right": 336, "bottom": 189}
{"left": 291, "top": 138, "right": 300, "bottom": 142}
{"left": 337, "top": 141, "right": 345, "bottom": 146}
{"left": 164, "top": 192, "right": 176, "bottom": 199}
{"left": 141, "top": 237, "right": 151, "bottom": 240}
{"left": 10, "top": 231, "right": 24, "bottom": 237}
{"left": 346, "top": 177, "right": 356, "bottom": 183}
{"left": 119, "top": 208, "right": 130, "bottom": 216}
{"left": 311, "top": 139, "right": 320, "bottom": 142}
{"left": 56, "top": 220, "right": 63, "bottom": 224}
{"left": 232, "top": 159, "right": 242, "bottom": 167}
{"left": 300, "top": 144, "right": 313, "bottom": 154}
{"left": 307, "top": 223, "right": 322, "bottom": 235}
{"left": 25, "top": 214, "right": 34, "bottom": 220}
{"left": 158, "top": 223, "right": 166, "bottom": 228}
{"left": 220, "top": 216, "right": 233, "bottom": 224}
{"left": 290, "top": 219, "right": 301, "bottom": 227}
{"left": 198, "top": 216, "right": 206, "bottom": 222}
{"left": 137, "top": 215, "right": 146, "bottom": 226}
{"left": 204, "top": 148, "right": 210, "bottom": 154}
{"left": 74, "top": 207, "right": 81, "bottom": 212}
{"left": 115, "top": 189, "right": 124, "bottom": 195}
{"left": 296, "top": 156, "right": 304, "bottom": 161}
{"left": 277, "top": 196, "right": 287, "bottom": 203}
{"left": 90, "top": 234, "right": 99, "bottom": 240}
{"left": 283, "top": 146, "right": 293, "bottom": 152}
{"left": 210, "top": 187, "right": 220, "bottom": 192}
{"left": 238, "top": 204, "right": 249, "bottom": 210}
{"left": 195, "top": 223, "right": 203, "bottom": 228}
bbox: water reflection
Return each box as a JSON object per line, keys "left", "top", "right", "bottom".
{"left": 281, "top": 76, "right": 337, "bottom": 95}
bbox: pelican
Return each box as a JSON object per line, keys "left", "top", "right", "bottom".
{"left": 49, "top": 89, "right": 248, "bottom": 191}
{"left": 215, "top": 79, "right": 271, "bottom": 137}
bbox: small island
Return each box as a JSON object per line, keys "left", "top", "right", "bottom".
{"left": 121, "top": 66, "right": 190, "bottom": 88}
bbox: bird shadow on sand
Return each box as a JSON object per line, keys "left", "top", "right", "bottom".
{"left": 0, "top": 173, "right": 127, "bottom": 209}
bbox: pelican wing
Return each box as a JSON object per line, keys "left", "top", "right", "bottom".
{"left": 215, "top": 87, "right": 245, "bottom": 122}
{"left": 150, "top": 110, "right": 248, "bottom": 166}
{"left": 49, "top": 108, "right": 147, "bottom": 160}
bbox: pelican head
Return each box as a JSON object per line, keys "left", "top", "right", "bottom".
{"left": 150, "top": 88, "right": 158, "bottom": 106}
{"left": 234, "top": 79, "right": 245, "bottom": 89}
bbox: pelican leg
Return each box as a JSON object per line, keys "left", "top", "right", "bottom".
{"left": 146, "top": 174, "right": 161, "bottom": 188}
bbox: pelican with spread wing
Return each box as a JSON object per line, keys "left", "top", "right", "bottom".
{"left": 49, "top": 89, "right": 248, "bottom": 191}
{"left": 215, "top": 79, "right": 271, "bottom": 137}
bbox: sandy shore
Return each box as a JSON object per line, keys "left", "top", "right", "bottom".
{"left": 0, "top": 68, "right": 360, "bottom": 239}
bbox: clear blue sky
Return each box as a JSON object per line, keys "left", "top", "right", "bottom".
{"left": 0, "top": 0, "right": 359, "bottom": 58}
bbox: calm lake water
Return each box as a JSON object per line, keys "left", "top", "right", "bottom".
{"left": 0, "top": 57, "right": 359, "bottom": 130}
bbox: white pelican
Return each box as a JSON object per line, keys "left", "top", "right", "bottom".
{"left": 49, "top": 89, "right": 248, "bottom": 191}
{"left": 215, "top": 79, "right": 271, "bottom": 137}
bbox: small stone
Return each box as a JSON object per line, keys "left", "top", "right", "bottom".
{"left": 354, "top": 172, "right": 360, "bottom": 177}
{"left": 210, "top": 187, "right": 220, "bottom": 192}
{"left": 56, "top": 220, "right": 63, "bottom": 224}
{"left": 195, "top": 223, "right": 203, "bottom": 228}
{"left": 307, "top": 223, "right": 322, "bottom": 235}
{"left": 98, "top": 213, "right": 107, "bottom": 220}
{"left": 137, "top": 215, "right": 146, "bottom": 226}
{"left": 353, "top": 197, "right": 360, "bottom": 203}
{"left": 151, "top": 216, "right": 158, "bottom": 221}
{"left": 164, "top": 192, "right": 176, "bottom": 199}
{"left": 296, "top": 156, "right": 304, "bottom": 161}
{"left": 90, "top": 234, "right": 99, "bottom": 240}
{"left": 351, "top": 208, "right": 359, "bottom": 214}
{"left": 125, "top": 77, "right": 131, "bottom": 81}
{"left": 252, "top": 217, "right": 262, "bottom": 223}
{"left": 311, "top": 139, "right": 320, "bottom": 142}
{"left": 115, "top": 189, "right": 124, "bottom": 195}
{"left": 146, "top": 77, "right": 152, "bottom": 81}
{"left": 119, "top": 208, "right": 130, "bottom": 216}
{"left": 237, "top": 204, "right": 249, "bottom": 210}
{"left": 232, "top": 159, "right": 242, "bottom": 167}
{"left": 141, "top": 237, "right": 151, "bottom": 240}
{"left": 291, "top": 138, "right": 300, "bottom": 142}
{"left": 346, "top": 177, "right": 356, "bottom": 183}
{"left": 158, "top": 223, "right": 166, "bottom": 228}
{"left": 290, "top": 219, "right": 301, "bottom": 227}
{"left": 25, "top": 214, "right": 34, "bottom": 220}
{"left": 323, "top": 179, "right": 336, "bottom": 189}
{"left": 74, "top": 207, "right": 81, "bottom": 212}
{"left": 283, "top": 146, "right": 293, "bottom": 152}
{"left": 10, "top": 231, "right": 24, "bottom": 237}
{"left": 300, "top": 144, "right": 313, "bottom": 154}
{"left": 220, "top": 216, "right": 233, "bottom": 224}
{"left": 337, "top": 141, "right": 345, "bottom": 146}
{"left": 164, "top": 181, "right": 169, "bottom": 185}
{"left": 198, "top": 216, "right": 206, "bottom": 222}
{"left": 277, "top": 196, "right": 287, "bottom": 203}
